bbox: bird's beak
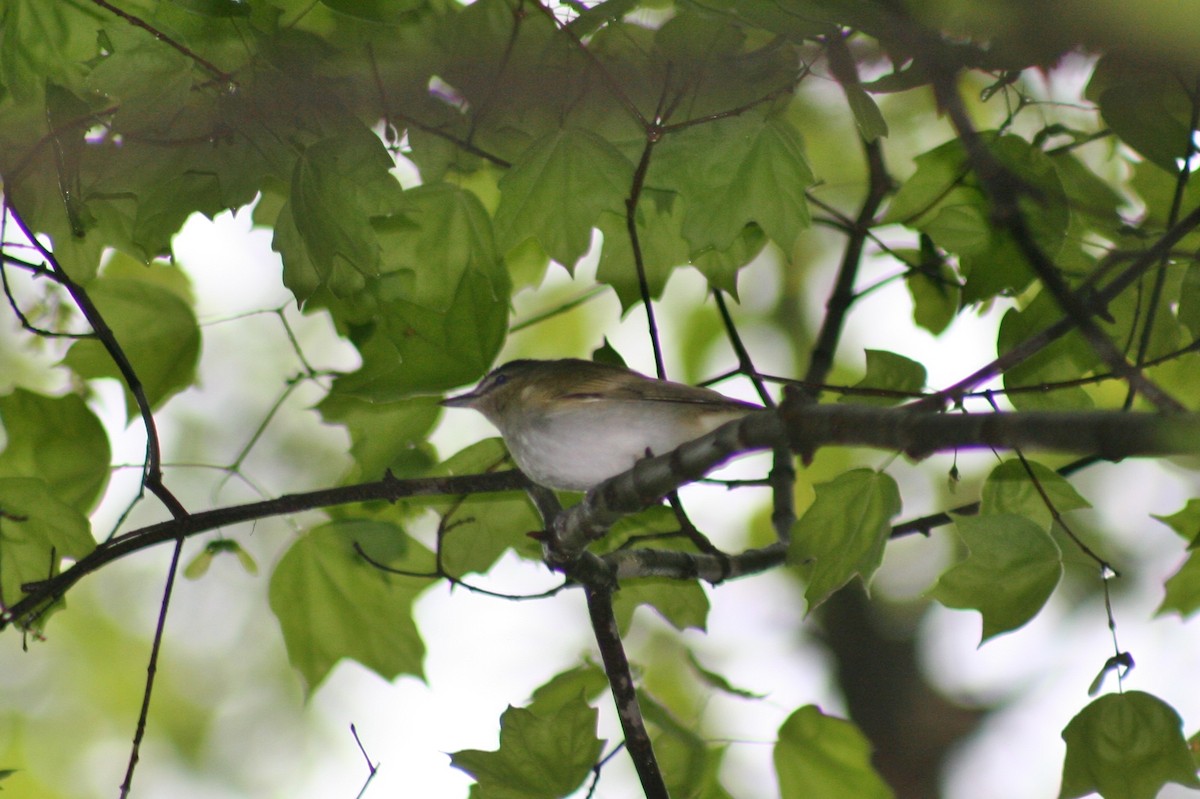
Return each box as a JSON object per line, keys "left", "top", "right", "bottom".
{"left": 440, "top": 390, "right": 479, "bottom": 408}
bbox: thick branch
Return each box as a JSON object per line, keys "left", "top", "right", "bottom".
{"left": 10, "top": 406, "right": 1200, "bottom": 625}
{"left": 547, "top": 404, "right": 1200, "bottom": 561}
{"left": 605, "top": 542, "right": 787, "bottom": 583}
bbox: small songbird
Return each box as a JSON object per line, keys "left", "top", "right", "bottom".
{"left": 441, "top": 358, "right": 758, "bottom": 490}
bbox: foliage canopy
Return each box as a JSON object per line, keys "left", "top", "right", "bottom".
{"left": 2, "top": 0, "right": 1200, "bottom": 797}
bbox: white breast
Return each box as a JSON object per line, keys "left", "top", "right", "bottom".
{"left": 498, "top": 401, "right": 746, "bottom": 490}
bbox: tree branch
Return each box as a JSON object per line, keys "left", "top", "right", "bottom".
{"left": 547, "top": 404, "right": 1200, "bottom": 562}
{"left": 583, "top": 578, "right": 670, "bottom": 799}
{"left": 1, "top": 470, "right": 529, "bottom": 630}
{"left": 802, "top": 34, "right": 893, "bottom": 395}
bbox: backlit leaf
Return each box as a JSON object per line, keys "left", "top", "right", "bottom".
{"left": 1153, "top": 498, "right": 1200, "bottom": 546}
{"left": 494, "top": 127, "right": 633, "bottom": 270}
{"left": 612, "top": 578, "right": 709, "bottom": 634}
{"left": 981, "top": 459, "right": 1091, "bottom": 531}
{"left": 1060, "top": 691, "right": 1200, "bottom": 799}
{"left": 775, "top": 706, "right": 893, "bottom": 799}
{"left": 650, "top": 111, "right": 813, "bottom": 252}
{"left": 1157, "top": 551, "right": 1200, "bottom": 618}
{"left": 929, "top": 513, "right": 1062, "bottom": 641}
{"left": 0, "top": 389, "right": 110, "bottom": 513}
{"left": 0, "top": 478, "right": 95, "bottom": 620}
{"left": 61, "top": 277, "right": 200, "bottom": 419}
{"left": 268, "top": 520, "right": 430, "bottom": 691}
{"left": 450, "top": 694, "right": 604, "bottom": 799}
{"left": 839, "top": 349, "right": 926, "bottom": 406}
{"left": 789, "top": 469, "right": 902, "bottom": 609}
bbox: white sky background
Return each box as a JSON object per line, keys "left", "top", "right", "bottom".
{"left": 4, "top": 160, "right": 1200, "bottom": 797}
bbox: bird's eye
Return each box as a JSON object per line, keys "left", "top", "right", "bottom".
{"left": 491, "top": 373, "right": 508, "bottom": 387}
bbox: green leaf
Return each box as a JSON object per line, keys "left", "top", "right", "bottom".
{"left": 998, "top": 292, "right": 1095, "bottom": 411}
{"left": 376, "top": 183, "right": 507, "bottom": 314}
{"left": 0, "top": 2, "right": 103, "bottom": 102}
{"left": 924, "top": 200, "right": 990, "bottom": 253}
{"left": 1157, "top": 551, "right": 1200, "bottom": 617}
{"left": 1060, "top": 691, "right": 1200, "bottom": 799}
{"left": 84, "top": 37, "right": 192, "bottom": 138}
{"left": 0, "top": 389, "right": 110, "bottom": 513}
{"left": 1087, "top": 55, "right": 1198, "bottom": 174}
{"left": 1153, "top": 498, "right": 1200, "bottom": 546}
{"left": 612, "top": 578, "right": 709, "bottom": 634}
{"left": 331, "top": 267, "right": 509, "bottom": 400}
{"left": 687, "top": 651, "right": 765, "bottom": 699}
{"left": 981, "top": 459, "right": 1091, "bottom": 531}
{"left": 284, "top": 132, "right": 407, "bottom": 300}
{"left": 320, "top": 0, "right": 424, "bottom": 22}
{"left": 929, "top": 513, "right": 1062, "bottom": 641}
{"left": 690, "top": 223, "right": 768, "bottom": 298}
{"left": 885, "top": 135, "right": 1068, "bottom": 304}
{"left": 494, "top": 127, "right": 633, "bottom": 270}
{"left": 650, "top": 111, "right": 813, "bottom": 252}
{"left": 845, "top": 85, "right": 888, "bottom": 142}
{"left": 315, "top": 392, "right": 440, "bottom": 481}
{"left": 268, "top": 520, "right": 431, "bottom": 691}
{"left": 0, "top": 477, "right": 95, "bottom": 618}
{"left": 183, "top": 539, "right": 257, "bottom": 580}
{"left": 167, "top": 0, "right": 252, "bottom": 17}
{"left": 528, "top": 664, "right": 609, "bottom": 714}
{"left": 1180, "top": 263, "right": 1200, "bottom": 339}
{"left": 839, "top": 349, "right": 926, "bottom": 406}
{"left": 789, "top": 469, "right": 902, "bottom": 609}
{"left": 101, "top": 252, "right": 195, "bottom": 306}
{"left": 450, "top": 694, "right": 604, "bottom": 799}
{"left": 775, "top": 705, "right": 893, "bottom": 799}
{"left": 60, "top": 277, "right": 200, "bottom": 419}
{"left": 904, "top": 254, "right": 960, "bottom": 335}
{"left": 883, "top": 139, "right": 967, "bottom": 226}
{"left": 639, "top": 690, "right": 733, "bottom": 799}
{"left": 595, "top": 191, "right": 690, "bottom": 312}
{"left": 418, "top": 439, "right": 543, "bottom": 574}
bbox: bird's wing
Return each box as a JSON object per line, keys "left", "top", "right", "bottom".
{"left": 561, "top": 370, "right": 757, "bottom": 409}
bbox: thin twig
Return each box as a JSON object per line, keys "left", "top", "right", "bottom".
{"left": 117, "top": 537, "right": 185, "bottom": 799}
{"left": 1124, "top": 76, "right": 1200, "bottom": 409}
{"left": 87, "top": 0, "right": 234, "bottom": 84}
{"left": 3, "top": 198, "right": 188, "bottom": 519}
{"left": 350, "top": 723, "right": 381, "bottom": 799}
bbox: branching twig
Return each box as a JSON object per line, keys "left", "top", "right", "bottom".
{"left": 4, "top": 200, "right": 188, "bottom": 518}
{"left": 350, "top": 723, "right": 381, "bottom": 799}
{"left": 914, "top": 203, "right": 1200, "bottom": 410}
{"left": 1124, "top": 76, "right": 1200, "bottom": 409}
{"left": 87, "top": 0, "right": 234, "bottom": 85}
{"left": 803, "top": 35, "right": 893, "bottom": 395}
{"left": 930, "top": 63, "right": 1183, "bottom": 413}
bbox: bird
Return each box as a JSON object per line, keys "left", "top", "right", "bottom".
{"left": 441, "top": 358, "right": 759, "bottom": 490}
